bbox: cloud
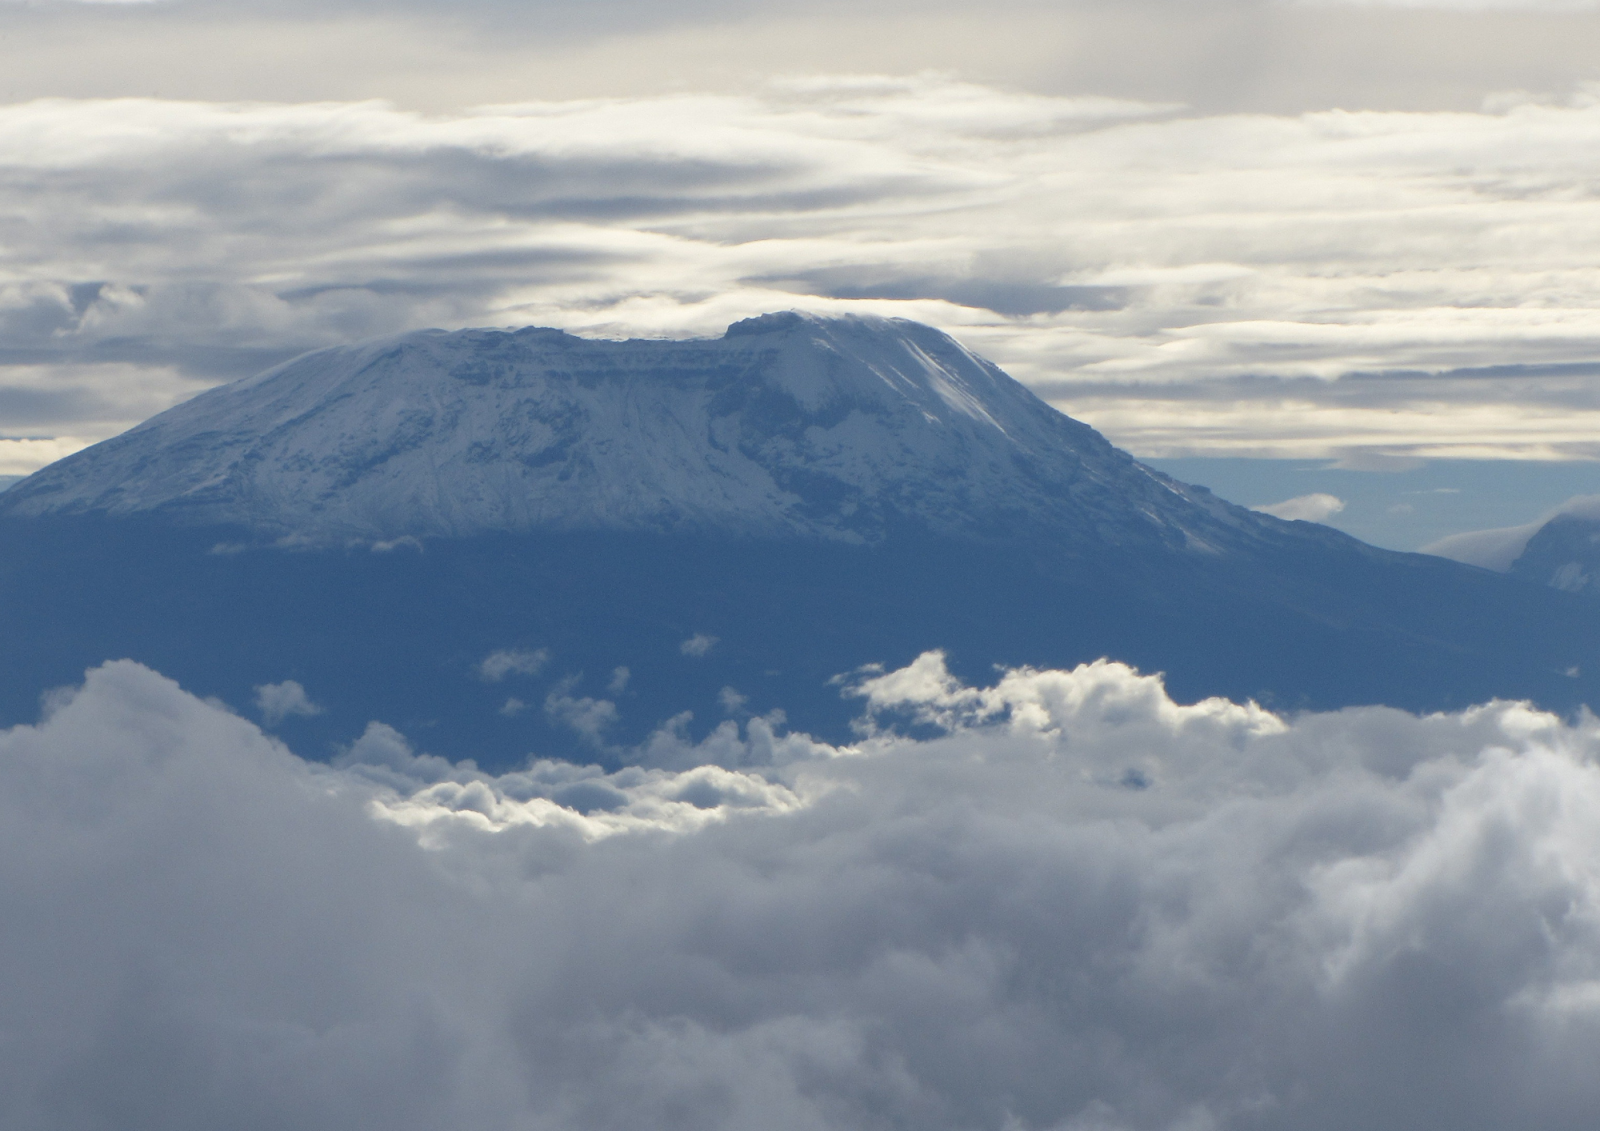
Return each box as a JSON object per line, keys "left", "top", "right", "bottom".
{"left": 370, "top": 535, "right": 423, "bottom": 553}
{"left": 1423, "top": 520, "right": 1545, "bottom": 569}
{"left": 9, "top": 655, "right": 1600, "bottom": 1128}
{"left": 19, "top": 79, "right": 1600, "bottom": 469}
{"left": 10, "top": 0, "right": 1600, "bottom": 126}
{"left": 476, "top": 647, "right": 549, "bottom": 681}
{"left": 544, "top": 676, "right": 620, "bottom": 739}
{"left": 1424, "top": 493, "right": 1600, "bottom": 569}
{"left": 680, "top": 633, "right": 718, "bottom": 657}
{"left": 1312, "top": 0, "right": 1600, "bottom": 8}
{"left": 252, "top": 678, "right": 322, "bottom": 725}
{"left": 1253, "top": 492, "right": 1347, "bottom": 522}
{"left": 0, "top": 436, "right": 92, "bottom": 477}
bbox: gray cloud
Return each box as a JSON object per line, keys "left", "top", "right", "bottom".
{"left": 477, "top": 647, "right": 550, "bottom": 682}
{"left": 7, "top": 655, "right": 1600, "bottom": 1128}
{"left": 544, "top": 676, "right": 620, "bottom": 739}
{"left": 11, "top": 77, "right": 1600, "bottom": 469}
{"left": 253, "top": 679, "right": 323, "bottom": 725}
{"left": 9, "top": 0, "right": 1600, "bottom": 116}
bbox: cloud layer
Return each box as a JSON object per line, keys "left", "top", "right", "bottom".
{"left": 1253, "top": 492, "right": 1347, "bottom": 522}
{"left": 9, "top": 0, "right": 1600, "bottom": 120}
{"left": 1424, "top": 491, "right": 1600, "bottom": 568}
{"left": 6, "top": 654, "right": 1600, "bottom": 1129}
{"left": 11, "top": 78, "right": 1600, "bottom": 471}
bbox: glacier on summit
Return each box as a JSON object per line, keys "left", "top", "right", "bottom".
{"left": 1, "top": 312, "right": 1253, "bottom": 552}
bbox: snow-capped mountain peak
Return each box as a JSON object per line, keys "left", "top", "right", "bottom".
{"left": 0, "top": 312, "right": 1252, "bottom": 549}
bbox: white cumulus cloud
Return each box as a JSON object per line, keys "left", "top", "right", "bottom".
{"left": 6, "top": 655, "right": 1600, "bottom": 1128}
{"left": 680, "top": 633, "right": 718, "bottom": 657}
{"left": 252, "top": 678, "right": 322, "bottom": 725}
{"left": 544, "top": 676, "right": 620, "bottom": 740}
{"left": 477, "top": 647, "right": 550, "bottom": 681}
{"left": 1253, "top": 492, "right": 1348, "bottom": 522}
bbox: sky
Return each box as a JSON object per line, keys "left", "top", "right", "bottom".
{"left": 5, "top": 0, "right": 1600, "bottom": 544}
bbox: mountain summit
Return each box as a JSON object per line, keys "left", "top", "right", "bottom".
{"left": 3, "top": 312, "right": 1253, "bottom": 552}
{"left": 4, "top": 313, "right": 1600, "bottom": 765}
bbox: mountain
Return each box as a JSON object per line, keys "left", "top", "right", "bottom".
{"left": 3, "top": 312, "right": 1599, "bottom": 767}
{"left": 1508, "top": 505, "right": 1600, "bottom": 595}
{"left": 4, "top": 312, "right": 1261, "bottom": 553}
{"left": 1425, "top": 496, "right": 1600, "bottom": 594}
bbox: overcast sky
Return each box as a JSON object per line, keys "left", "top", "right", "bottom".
{"left": 5, "top": 0, "right": 1600, "bottom": 505}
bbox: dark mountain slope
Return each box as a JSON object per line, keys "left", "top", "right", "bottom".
{"left": 1, "top": 313, "right": 1594, "bottom": 767}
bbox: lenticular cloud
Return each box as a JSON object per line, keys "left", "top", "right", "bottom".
{"left": 4, "top": 655, "right": 1600, "bottom": 1130}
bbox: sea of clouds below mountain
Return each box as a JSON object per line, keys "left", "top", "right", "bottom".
{"left": 3, "top": 651, "right": 1600, "bottom": 1130}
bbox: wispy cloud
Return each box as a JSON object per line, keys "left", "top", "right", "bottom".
{"left": 477, "top": 648, "right": 550, "bottom": 682}
{"left": 1254, "top": 492, "right": 1347, "bottom": 522}
{"left": 544, "top": 676, "right": 620, "bottom": 740}
{"left": 252, "top": 678, "right": 322, "bottom": 725}
{"left": 1424, "top": 491, "right": 1600, "bottom": 567}
{"left": 679, "top": 633, "right": 718, "bottom": 657}
{"left": 12, "top": 78, "right": 1600, "bottom": 469}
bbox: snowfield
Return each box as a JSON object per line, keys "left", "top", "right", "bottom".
{"left": 0, "top": 312, "right": 1256, "bottom": 551}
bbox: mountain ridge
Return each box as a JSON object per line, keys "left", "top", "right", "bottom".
{"left": 1, "top": 312, "right": 1288, "bottom": 558}
{"left": 4, "top": 312, "right": 1598, "bottom": 767}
